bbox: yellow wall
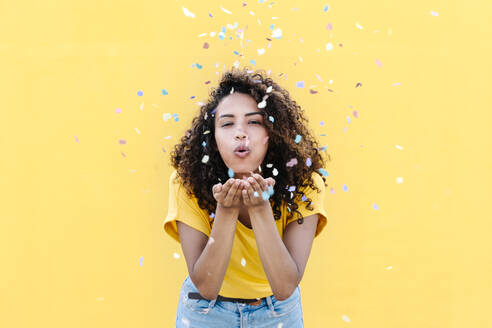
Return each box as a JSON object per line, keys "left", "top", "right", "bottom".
{"left": 1, "top": 0, "right": 491, "bottom": 327}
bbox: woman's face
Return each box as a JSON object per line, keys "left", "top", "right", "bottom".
{"left": 214, "top": 92, "right": 269, "bottom": 179}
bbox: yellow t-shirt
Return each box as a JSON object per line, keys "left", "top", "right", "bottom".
{"left": 163, "top": 169, "right": 328, "bottom": 298}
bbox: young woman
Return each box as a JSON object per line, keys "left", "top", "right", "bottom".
{"left": 163, "top": 67, "right": 330, "bottom": 327}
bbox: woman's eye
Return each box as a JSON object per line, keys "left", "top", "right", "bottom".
{"left": 221, "top": 121, "right": 261, "bottom": 127}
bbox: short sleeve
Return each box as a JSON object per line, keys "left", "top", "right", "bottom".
{"left": 286, "top": 171, "right": 328, "bottom": 238}
{"left": 162, "top": 170, "right": 212, "bottom": 244}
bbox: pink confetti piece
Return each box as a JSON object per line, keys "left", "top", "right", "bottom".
{"left": 119, "top": 139, "right": 126, "bottom": 144}
{"left": 353, "top": 110, "right": 359, "bottom": 118}
{"left": 376, "top": 59, "right": 382, "bottom": 67}
{"left": 286, "top": 158, "right": 298, "bottom": 167}
{"left": 74, "top": 136, "right": 79, "bottom": 143}
{"left": 203, "top": 42, "right": 209, "bottom": 49}
{"left": 115, "top": 108, "right": 122, "bottom": 113}
{"left": 326, "top": 23, "right": 332, "bottom": 30}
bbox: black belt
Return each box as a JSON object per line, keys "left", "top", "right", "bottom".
{"left": 188, "top": 292, "right": 266, "bottom": 304}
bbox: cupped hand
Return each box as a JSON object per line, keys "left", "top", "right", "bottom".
{"left": 240, "top": 172, "right": 276, "bottom": 209}
{"left": 212, "top": 178, "right": 246, "bottom": 210}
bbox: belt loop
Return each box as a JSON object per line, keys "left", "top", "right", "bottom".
{"left": 266, "top": 294, "right": 274, "bottom": 312}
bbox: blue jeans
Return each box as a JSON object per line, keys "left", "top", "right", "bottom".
{"left": 175, "top": 275, "right": 304, "bottom": 327}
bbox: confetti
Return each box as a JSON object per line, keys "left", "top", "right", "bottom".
{"left": 272, "top": 168, "right": 278, "bottom": 176}
{"left": 139, "top": 256, "right": 143, "bottom": 266}
{"left": 395, "top": 144, "right": 403, "bottom": 150}
{"left": 286, "top": 158, "right": 298, "bottom": 167}
{"left": 258, "top": 100, "right": 267, "bottom": 108}
{"left": 202, "top": 155, "right": 209, "bottom": 163}
{"left": 163, "top": 113, "right": 171, "bottom": 121}
{"left": 430, "top": 10, "right": 439, "bottom": 16}
{"left": 295, "top": 135, "right": 302, "bottom": 143}
{"left": 355, "top": 82, "right": 362, "bottom": 88}
{"left": 134, "top": 128, "right": 141, "bottom": 135}
{"left": 271, "top": 28, "right": 282, "bottom": 39}
{"left": 173, "top": 252, "right": 180, "bottom": 259}
{"left": 268, "top": 116, "right": 274, "bottom": 123}
{"left": 373, "top": 203, "right": 379, "bottom": 210}
{"left": 257, "top": 48, "right": 266, "bottom": 55}
{"left": 355, "top": 22, "right": 363, "bottom": 29}
{"left": 115, "top": 108, "right": 121, "bottom": 113}
{"left": 74, "top": 136, "right": 79, "bottom": 143}
{"left": 241, "top": 258, "right": 246, "bottom": 266}
{"left": 342, "top": 314, "right": 351, "bottom": 322}
{"left": 253, "top": 191, "right": 259, "bottom": 198}
{"left": 353, "top": 110, "right": 359, "bottom": 118}
{"left": 119, "top": 139, "right": 126, "bottom": 145}
{"left": 318, "top": 168, "right": 329, "bottom": 176}
{"left": 343, "top": 184, "right": 348, "bottom": 192}
{"left": 396, "top": 177, "right": 404, "bottom": 184}
{"left": 323, "top": 4, "right": 329, "bottom": 12}
{"left": 296, "top": 81, "right": 304, "bottom": 88}
{"left": 161, "top": 89, "right": 168, "bottom": 95}
{"left": 376, "top": 59, "right": 382, "bottom": 67}
{"left": 261, "top": 191, "right": 270, "bottom": 200}
{"left": 220, "top": 6, "right": 232, "bottom": 14}
{"left": 137, "top": 90, "right": 143, "bottom": 96}
{"left": 306, "top": 158, "right": 312, "bottom": 167}
{"left": 228, "top": 168, "right": 235, "bottom": 178}
{"left": 326, "top": 23, "right": 332, "bottom": 30}
{"left": 182, "top": 6, "right": 196, "bottom": 18}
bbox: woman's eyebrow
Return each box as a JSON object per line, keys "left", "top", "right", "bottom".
{"left": 218, "top": 112, "right": 263, "bottom": 120}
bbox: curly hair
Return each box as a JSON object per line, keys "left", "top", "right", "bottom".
{"left": 168, "top": 66, "right": 331, "bottom": 226}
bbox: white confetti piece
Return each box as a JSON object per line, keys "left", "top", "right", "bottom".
{"left": 134, "top": 128, "right": 141, "bottom": 135}
{"left": 220, "top": 6, "right": 232, "bottom": 14}
{"left": 272, "top": 168, "right": 278, "bottom": 176}
{"left": 396, "top": 177, "right": 404, "bottom": 184}
{"left": 395, "top": 144, "right": 403, "bottom": 150}
{"left": 182, "top": 6, "right": 196, "bottom": 18}
{"left": 202, "top": 155, "right": 209, "bottom": 163}
{"left": 430, "top": 10, "right": 439, "bottom": 16}
{"left": 342, "top": 314, "right": 351, "bottom": 322}
{"left": 326, "top": 42, "right": 333, "bottom": 51}
{"left": 241, "top": 258, "right": 246, "bottom": 266}
{"left": 249, "top": 11, "right": 255, "bottom": 16}
{"left": 271, "top": 28, "right": 282, "bottom": 39}
{"left": 173, "top": 252, "right": 180, "bottom": 259}
{"left": 257, "top": 48, "right": 266, "bottom": 55}
{"left": 355, "top": 22, "right": 363, "bottom": 29}
{"left": 258, "top": 100, "right": 267, "bottom": 108}
{"left": 266, "top": 86, "right": 273, "bottom": 93}
{"left": 163, "top": 113, "right": 171, "bottom": 121}
{"left": 386, "top": 266, "right": 393, "bottom": 270}
{"left": 140, "top": 102, "right": 144, "bottom": 111}
{"left": 198, "top": 33, "right": 208, "bottom": 37}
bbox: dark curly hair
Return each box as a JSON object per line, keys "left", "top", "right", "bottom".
{"left": 169, "top": 66, "right": 331, "bottom": 226}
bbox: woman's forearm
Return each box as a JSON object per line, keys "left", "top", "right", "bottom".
{"left": 191, "top": 205, "right": 239, "bottom": 300}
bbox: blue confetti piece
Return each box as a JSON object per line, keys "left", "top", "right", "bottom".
{"left": 221, "top": 26, "right": 226, "bottom": 33}
{"left": 319, "top": 146, "right": 328, "bottom": 151}
{"left": 288, "top": 186, "right": 296, "bottom": 192}
{"left": 267, "top": 185, "right": 274, "bottom": 196}
{"left": 139, "top": 256, "right": 143, "bottom": 266}
{"left": 229, "top": 36, "right": 232, "bottom": 40}
{"left": 302, "top": 195, "right": 307, "bottom": 202}
{"left": 259, "top": 0, "right": 265, "bottom": 3}
{"left": 320, "top": 133, "right": 326, "bottom": 136}
{"left": 174, "top": 117, "right": 179, "bottom": 122}
{"left": 196, "top": 63, "right": 203, "bottom": 69}
{"left": 295, "top": 135, "right": 302, "bottom": 143}
{"left": 210, "top": 212, "right": 215, "bottom": 218}
{"left": 261, "top": 191, "right": 270, "bottom": 200}
{"left": 306, "top": 158, "right": 312, "bottom": 167}
{"left": 228, "top": 168, "right": 235, "bottom": 178}
{"left": 161, "top": 89, "right": 168, "bottom": 95}
{"left": 219, "top": 34, "right": 225, "bottom": 40}
{"left": 347, "top": 116, "right": 351, "bottom": 123}
{"left": 250, "top": 59, "right": 257, "bottom": 66}
{"left": 318, "top": 168, "right": 329, "bottom": 176}
{"left": 209, "top": 12, "right": 213, "bottom": 18}
{"left": 296, "top": 81, "right": 305, "bottom": 88}
{"left": 324, "top": 4, "right": 329, "bottom": 12}
{"left": 320, "top": 120, "right": 325, "bottom": 126}
{"left": 373, "top": 203, "right": 379, "bottom": 210}
{"left": 137, "top": 90, "right": 143, "bottom": 96}
{"left": 202, "top": 141, "right": 206, "bottom": 147}
{"left": 269, "top": 116, "right": 274, "bottom": 123}
{"left": 270, "top": 24, "right": 274, "bottom": 30}
{"left": 343, "top": 184, "right": 348, "bottom": 192}
{"left": 211, "top": 108, "right": 217, "bottom": 114}
{"left": 254, "top": 191, "right": 259, "bottom": 198}
{"left": 233, "top": 50, "right": 240, "bottom": 55}
{"left": 190, "top": 96, "right": 195, "bottom": 99}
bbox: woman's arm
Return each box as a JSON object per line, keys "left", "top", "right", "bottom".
{"left": 190, "top": 204, "right": 239, "bottom": 300}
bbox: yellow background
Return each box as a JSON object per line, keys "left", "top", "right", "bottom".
{"left": 1, "top": 0, "right": 491, "bottom": 327}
